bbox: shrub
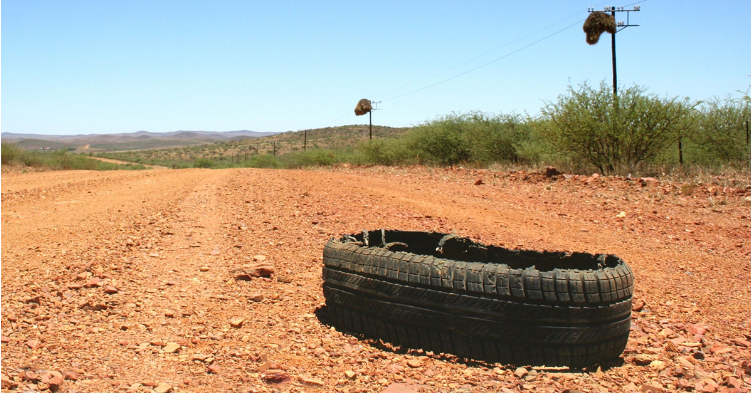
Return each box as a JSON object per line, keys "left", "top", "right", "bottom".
{"left": 406, "top": 111, "right": 531, "bottom": 165}
{"left": 194, "top": 158, "right": 215, "bottom": 168}
{"left": 359, "top": 139, "right": 415, "bottom": 166}
{"left": 539, "top": 81, "right": 696, "bottom": 174}
{"left": 691, "top": 94, "right": 750, "bottom": 164}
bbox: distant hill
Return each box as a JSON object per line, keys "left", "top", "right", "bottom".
{"left": 1, "top": 130, "right": 278, "bottom": 152}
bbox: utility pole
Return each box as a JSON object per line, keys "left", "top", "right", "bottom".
{"left": 369, "top": 101, "right": 381, "bottom": 140}
{"left": 588, "top": 5, "right": 640, "bottom": 97}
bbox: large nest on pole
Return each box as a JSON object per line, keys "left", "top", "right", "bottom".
{"left": 583, "top": 12, "right": 616, "bottom": 45}
{"left": 354, "top": 99, "right": 372, "bottom": 116}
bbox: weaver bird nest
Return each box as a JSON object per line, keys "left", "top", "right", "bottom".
{"left": 583, "top": 12, "right": 616, "bottom": 45}
{"left": 354, "top": 99, "right": 372, "bottom": 116}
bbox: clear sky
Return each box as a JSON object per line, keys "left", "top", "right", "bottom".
{"left": 2, "top": 1, "right": 750, "bottom": 135}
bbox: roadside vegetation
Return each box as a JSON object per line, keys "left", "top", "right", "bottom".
{"left": 19, "top": 81, "right": 749, "bottom": 178}
{"left": 1, "top": 142, "right": 148, "bottom": 172}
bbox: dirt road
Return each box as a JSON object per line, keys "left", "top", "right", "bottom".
{"left": 2, "top": 167, "right": 750, "bottom": 392}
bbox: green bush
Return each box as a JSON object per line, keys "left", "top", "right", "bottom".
{"left": 406, "top": 111, "right": 531, "bottom": 165}
{"left": 194, "top": 158, "right": 215, "bottom": 168}
{"left": 691, "top": 94, "right": 750, "bottom": 164}
{"left": 539, "top": 81, "right": 696, "bottom": 174}
{"left": 245, "top": 154, "right": 282, "bottom": 169}
{"left": 358, "top": 138, "right": 415, "bottom": 166}
{"left": 1, "top": 142, "right": 147, "bottom": 171}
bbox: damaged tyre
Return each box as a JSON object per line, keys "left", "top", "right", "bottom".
{"left": 322, "top": 230, "right": 633, "bottom": 367}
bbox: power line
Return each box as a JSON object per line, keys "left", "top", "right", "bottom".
{"left": 380, "top": 18, "right": 585, "bottom": 102}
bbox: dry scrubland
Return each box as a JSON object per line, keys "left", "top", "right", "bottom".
{"left": 1, "top": 166, "right": 750, "bottom": 392}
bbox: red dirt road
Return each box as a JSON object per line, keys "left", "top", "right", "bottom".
{"left": 2, "top": 167, "right": 750, "bottom": 392}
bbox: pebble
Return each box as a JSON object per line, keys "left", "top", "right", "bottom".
{"left": 154, "top": 382, "right": 172, "bottom": 393}
{"left": 163, "top": 342, "right": 181, "bottom": 353}
{"left": 230, "top": 317, "right": 244, "bottom": 328}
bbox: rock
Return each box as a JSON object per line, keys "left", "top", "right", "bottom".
{"left": 26, "top": 339, "right": 41, "bottom": 349}
{"left": 545, "top": 166, "right": 561, "bottom": 177}
{"left": 207, "top": 365, "right": 221, "bottom": 374}
{"left": 649, "top": 360, "right": 667, "bottom": 371}
{"left": 63, "top": 371, "right": 79, "bottom": 381}
{"left": 232, "top": 263, "right": 275, "bottom": 280}
{"left": 474, "top": 179, "right": 483, "bottom": 185}
{"left": 709, "top": 343, "right": 732, "bottom": 354}
{"left": 616, "top": 211, "right": 627, "bottom": 218}
{"left": 230, "top": 317, "right": 244, "bottom": 328}
{"left": 191, "top": 354, "right": 211, "bottom": 362}
{"left": 261, "top": 370, "right": 290, "bottom": 384}
{"left": 632, "top": 299, "right": 646, "bottom": 312}
{"left": 103, "top": 286, "right": 119, "bottom": 294}
{"left": 41, "top": 371, "right": 64, "bottom": 386}
{"left": 686, "top": 324, "right": 707, "bottom": 335}
{"left": 85, "top": 277, "right": 101, "bottom": 287}
{"left": 641, "top": 384, "right": 666, "bottom": 393}
{"left": 1, "top": 336, "right": 10, "bottom": 343}
{"left": 1, "top": 374, "right": 17, "bottom": 390}
{"left": 514, "top": 367, "right": 528, "bottom": 378}
{"left": 733, "top": 338, "right": 751, "bottom": 347}
{"left": 382, "top": 383, "right": 429, "bottom": 393}
{"left": 632, "top": 354, "right": 656, "bottom": 365}
{"left": 277, "top": 276, "right": 293, "bottom": 283}
{"left": 253, "top": 255, "right": 267, "bottom": 262}
{"left": 163, "top": 342, "right": 181, "bottom": 353}
{"left": 210, "top": 247, "right": 220, "bottom": 255}
{"left": 247, "top": 293, "right": 264, "bottom": 302}
{"left": 199, "top": 266, "right": 209, "bottom": 272}
{"left": 299, "top": 376, "right": 324, "bottom": 386}
{"left": 154, "top": 382, "right": 172, "bottom": 393}
{"left": 344, "top": 370, "right": 357, "bottom": 379}
{"left": 406, "top": 359, "right": 422, "bottom": 368}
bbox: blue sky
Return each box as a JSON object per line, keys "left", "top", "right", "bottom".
{"left": 2, "top": 1, "right": 750, "bottom": 135}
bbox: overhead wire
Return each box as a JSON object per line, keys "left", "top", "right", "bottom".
{"left": 379, "top": 18, "right": 585, "bottom": 102}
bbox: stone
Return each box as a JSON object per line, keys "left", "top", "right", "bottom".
{"left": 649, "top": 360, "right": 667, "bottom": 371}
{"left": 733, "top": 338, "right": 751, "bottom": 347}
{"left": 545, "top": 166, "right": 561, "bottom": 177}
{"left": 230, "top": 317, "right": 244, "bottom": 328}
{"left": 299, "top": 376, "right": 324, "bottom": 386}
{"left": 514, "top": 367, "right": 528, "bottom": 378}
{"left": 247, "top": 293, "right": 264, "bottom": 302}
{"left": 104, "top": 286, "right": 119, "bottom": 294}
{"left": 261, "top": 370, "right": 290, "bottom": 384}
{"left": 199, "top": 266, "right": 209, "bottom": 272}
{"left": 632, "top": 299, "right": 646, "bottom": 312}
{"left": 232, "top": 263, "right": 275, "bottom": 280}
{"left": 641, "top": 384, "right": 666, "bottom": 393}
{"left": 345, "top": 370, "right": 357, "bottom": 379}
{"left": 154, "top": 382, "right": 172, "bottom": 393}
{"left": 63, "top": 371, "right": 79, "bottom": 381}
{"left": 406, "top": 359, "right": 422, "bottom": 368}
{"left": 1, "top": 375, "right": 17, "bottom": 390}
{"left": 207, "top": 365, "right": 221, "bottom": 374}
{"left": 163, "top": 342, "right": 181, "bottom": 353}
{"left": 382, "top": 383, "right": 429, "bottom": 393}
{"left": 633, "top": 354, "right": 656, "bottom": 365}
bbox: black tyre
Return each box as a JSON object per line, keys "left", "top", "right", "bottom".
{"left": 322, "top": 230, "right": 633, "bottom": 367}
